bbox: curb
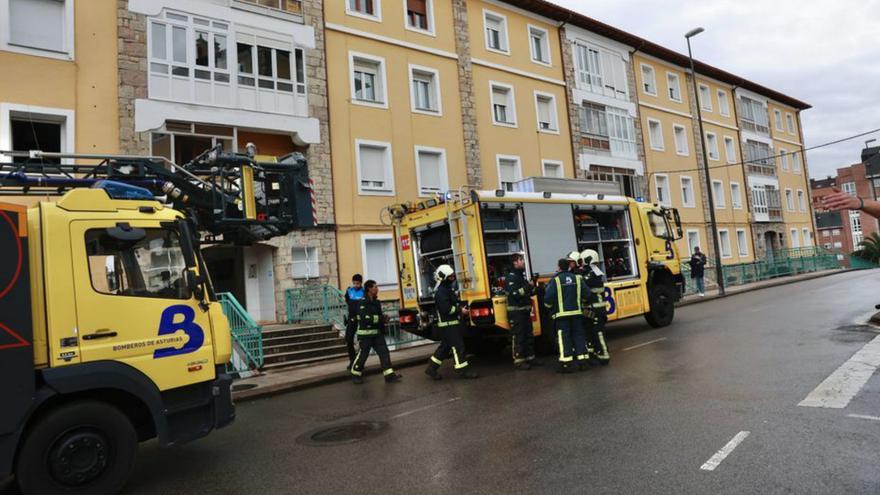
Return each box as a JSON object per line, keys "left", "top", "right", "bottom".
{"left": 676, "top": 269, "right": 850, "bottom": 308}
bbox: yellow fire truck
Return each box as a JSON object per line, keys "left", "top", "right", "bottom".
{"left": 0, "top": 148, "right": 315, "bottom": 495}
{"left": 388, "top": 181, "right": 684, "bottom": 346}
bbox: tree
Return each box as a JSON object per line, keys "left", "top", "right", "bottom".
{"left": 854, "top": 232, "right": 880, "bottom": 264}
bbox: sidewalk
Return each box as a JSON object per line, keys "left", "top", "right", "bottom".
{"left": 233, "top": 268, "right": 853, "bottom": 403}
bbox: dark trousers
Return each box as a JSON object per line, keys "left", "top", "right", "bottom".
{"left": 510, "top": 310, "right": 535, "bottom": 364}
{"left": 430, "top": 324, "right": 470, "bottom": 370}
{"left": 555, "top": 315, "right": 587, "bottom": 364}
{"left": 345, "top": 318, "right": 357, "bottom": 365}
{"left": 587, "top": 313, "right": 610, "bottom": 360}
{"left": 351, "top": 335, "right": 393, "bottom": 376}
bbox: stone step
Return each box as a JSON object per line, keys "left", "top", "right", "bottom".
{"left": 263, "top": 337, "right": 347, "bottom": 356}
{"left": 262, "top": 352, "right": 352, "bottom": 371}
{"left": 262, "top": 329, "right": 340, "bottom": 347}
{"left": 262, "top": 343, "right": 350, "bottom": 366}
{"left": 261, "top": 323, "right": 335, "bottom": 339}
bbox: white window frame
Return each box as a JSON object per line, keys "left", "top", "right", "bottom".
{"left": 490, "top": 81, "right": 517, "bottom": 128}
{"left": 779, "top": 148, "right": 789, "bottom": 171}
{"left": 647, "top": 118, "right": 664, "bottom": 151}
{"left": 355, "top": 138, "right": 395, "bottom": 196}
{"left": 802, "top": 228, "right": 812, "bottom": 247}
{"left": 792, "top": 151, "right": 801, "bottom": 173}
{"left": 483, "top": 9, "right": 509, "bottom": 55}
{"left": 291, "top": 246, "right": 320, "bottom": 279}
{"left": 686, "top": 229, "right": 701, "bottom": 256}
{"left": 666, "top": 72, "right": 682, "bottom": 102}
{"left": 730, "top": 182, "right": 743, "bottom": 210}
{"left": 842, "top": 181, "right": 857, "bottom": 196}
{"left": 349, "top": 51, "right": 388, "bottom": 109}
{"left": 360, "top": 233, "right": 398, "bottom": 290}
{"left": 408, "top": 64, "right": 442, "bottom": 116}
{"left": 541, "top": 159, "right": 564, "bottom": 178}
{"left": 712, "top": 179, "right": 726, "bottom": 208}
{"left": 724, "top": 135, "right": 736, "bottom": 164}
{"left": 785, "top": 188, "right": 794, "bottom": 211}
{"left": 0, "top": 103, "right": 75, "bottom": 164}
{"left": 640, "top": 63, "right": 657, "bottom": 96}
{"left": 790, "top": 228, "right": 800, "bottom": 248}
{"left": 346, "top": 0, "right": 382, "bottom": 22}
{"left": 680, "top": 175, "right": 695, "bottom": 208}
{"left": 404, "top": 0, "right": 435, "bottom": 36}
{"left": 774, "top": 109, "right": 783, "bottom": 131}
{"left": 527, "top": 24, "right": 551, "bottom": 66}
{"left": 654, "top": 173, "right": 671, "bottom": 206}
{"left": 698, "top": 84, "right": 712, "bottom": 112}
{"left": 717, "top": 89, "right": 730, "bottom": 116}
{"left": 0, "top": 0, "right": 75, "bottom": 60}
{"left": 736, "top": 229, "right": 749, "bottom": 256}
{"left": 718, "top": 229, "right": 732, "bottom": 258}
{"left": 705, "top": 132, "right": 719, "bottom": 161}
{"left": 414, "top": 145, "right": 448, "bottom": 197}
{"left": 534, "top": 90, "right": 559, "bottom": 134}
{"left": 673, "top": 124, "right": 689, "bottom": 156}
{"left": 786, "top": 113, "right": 795, "bottom": 134}
{"left": 797, "top": 189, "right": 806, "bottom": 212}
{"left": 496, "top": 154, "right": 522, "bottom": 191}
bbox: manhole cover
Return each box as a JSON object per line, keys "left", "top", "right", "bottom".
{"left": 297, "top": 421, "right": 388, "bottom": 446}
{"left": 232, "top": 383, "right": 259, "bottom": 392}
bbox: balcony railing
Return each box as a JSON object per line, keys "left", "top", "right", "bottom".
{"left": 746, "top": 163, "right": 777, "bottom": 177}
{"left": 740, "top": 119, "right": 770, "bottom": 136}
{"left": 237, "top": 0, "right": 303, "bottom": 16}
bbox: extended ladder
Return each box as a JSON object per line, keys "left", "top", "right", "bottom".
{"left": 445, "top": 188, "right": 476, "bottom": 290}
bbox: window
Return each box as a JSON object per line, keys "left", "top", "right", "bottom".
{"left": 802, "top": 228, "right": 812, "bottom": 247}
{"left": 7, "top": 108, "right": 73, "bottom": 162}
{"left": 574, "top": 44, "right": 628, "bottom": 100}
{"left": 528, "top": 25, "right": 550, "bottom": 65}
{"left": 717, "top": 90, "right": 730, "bottom": 116}
{"left": 851, "top": 210, "right": 863, "bottom": 245}
{"left": 667, "top": 72, "right": 681, "bottom": 102}
{"left": 85, "top": 228, "right": 190, "bottom": 300}
{"left": 356, "top": 140, "right": 394, "bottom": 195}
{"left": 779, "top": 148, "right": 789, "bottom": 171}
{"left": 686, "top": 230, "right": 701, "bottom": 256}
{"left": 7, "top": 0, "right": 72, "bottom": 56}
{"left": 842, "top": 182, "right": 856, "bottom": 196}
{"left": 150, "top": 123, "right": 235, "bottom": 165}
{"left": 832, "top": 228, "right": 841, "bottom": 236}
{"left": 790, "top": 229, "right": 800, "bottom": 248}
{"left": 712, "top": 180, "right": 726, "bottom": 208}
{"left": 409, "top": 65, "right": 441, "bottom": 114}
{"left": 542, "top": 160, "right": 563, "bottom": 178}
{"left": 654, "top": 175, "right": 671, "bottom": 206}
{"left": 730, "top": 182, "right": 742, "bottom": 209}
{"left": 774, "top": 109, "right": 783, "bottom": 131}
{"left": 237, "top": 0, "right": 303, "bottom": 14}
{"left": 822, "top": 230, "right": 830, "bottom": 238}
{"left": 362, "top": 235, "right": 397, "bottom": 289}
{"left": 738, "top": 96, "right": 770, "bottom": 135}
{"left": 785, "top": 189, "right": 794, "bottom": 211}
{"left": 415, "top": 146, "right": 448, "bottom": 196}
{"left": 291, "top": 247, "right": 319, "bottom": 279}
{"left": 497, "top": 156, "right": 521, "bottom": 191}
{"left": 724, "top": 136, "right": 736, "bottom": 164}
{"left": 792, "top": 151, "right": 801, "bottom": 173}
{"left": 718, "top": 230, "right": 732, "bottom": 258}
{"left": 641, "top": 64, "right": 657, "bottom": 95}
{"left": 786, "top": 113, "right": 795, "bottom": 134}
{"left": 484, "top": 10, "right": 509, "bottom": 53}
{"left": 673, "top": 124, "right": 688, "bottom": 156}
{"left": 834, "top": 241, "right": 843, "bottom": 249}
{"left": 406, "top": 0, "right": 432, "bottom": 33}
{"left": 351, "top": 54, "right": 386, "bottom": 106}
{"left": 736, "top": 229, "right": 749, "bottom": 256}
{"left": 347, "top": 0, "right": 379, "bottom": 20}
{"left": 706, "top": 132, "right": 719, "bottom": 160}
{"left": 797, "top": 190, "right": 806, "bottom": 211}
{"left": 579, "top": 102, "right": 609, "bottom": 150}
{"left": 606, "top": 108, "right": 637, "bottom": 158}
{"left": 491, "top": 83, "right": 516, "bottom": 126}
{"left": 647, "top": 119, "right": 664, "bottom": 150}
{"left": 698, "top": 84, "right": 712, "bottom": 111}
{"left": 680, "top": 176, "right": 695, "bottom": 207}
{"left": 535, "top": 92, "right": 558, "bottom": 132}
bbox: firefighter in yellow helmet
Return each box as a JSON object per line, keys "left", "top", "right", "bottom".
{"left": 425, "top": 265, "right": 478, "bottom": 380}
{"left": 581, "top": 249, "right": 610, "bottom": 365}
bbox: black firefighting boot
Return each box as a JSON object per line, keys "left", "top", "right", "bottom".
{"left": 425, "top": 362, "right": 442, "bottom": 381}
{"left": 384, "top": 371, "right": 403, "bottom": 383}
{"left": 456, "top": 367, "right": 479, "bottom": 379}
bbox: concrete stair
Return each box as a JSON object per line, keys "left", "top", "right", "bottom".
{"left": 261, "top": 322, "right": 349, "bottom": 371}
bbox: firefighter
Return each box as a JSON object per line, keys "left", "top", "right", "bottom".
{"left": 567, "top": 250, "right": 581, "bottom": 273}
{"left": 344, "top": 274, "right": 365, "bottom": 369}
{"left": 581, "top": 249, "right": 610, "bottom": 365}
{"left": 543, "top": 258, "right": 588, "bottom": 373}
{"left": 425, "top": 265, "right": 479, "bottom": 380}
{"left": 350, "top": 280, "right": 402, "bottom": 384}
{"left": 505, "top": 253, "right": 540, "bottom": 370}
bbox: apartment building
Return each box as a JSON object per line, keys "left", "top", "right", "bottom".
{"left": 0, "top": 0, "right": 119, "bottom": 202}
{"left": 116, "top": 0, "right": 335, "bottom": 321}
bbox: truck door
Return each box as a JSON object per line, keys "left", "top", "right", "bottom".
{"left": 70, "top": 220, "right": 215, "bottom": 391}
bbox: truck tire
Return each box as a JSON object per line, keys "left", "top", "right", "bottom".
{"left": 645, "top": 283, "right": 675, "bottom": 328}
{"left": 15, "top": 400, "right": 137, "bottom": 495}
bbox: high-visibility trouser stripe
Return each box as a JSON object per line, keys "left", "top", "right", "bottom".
{"left": 598, "top": 332, "right": 610, "bottom": 359}
{"left": 437, "top": 319, "right": 460, "bottom": 327}
{"left": 557, "top": 330, "right": 573, "bottom": 363}
{"left": 452, "top": 348, "right": 469, "bottom": 369}
{"left": 553, "top": 310, "right": 582, "bottom": 319}
{"left": 357, "top": 330, "right": 379, "bottom": 336}
{"left": 577, "top": 354, "right": 588, "bottom": 361}
{"left": 592, "top": 302, "right": 606, "bottom": 309}
{"left": 350, "top": 350, "right": 362, "bottom": 376}
{"left": 591, "top": 288, "right": 604, "bottom": 294}
{"left": 430, "top": 355, "right": 443, "bottom": 365}
{"left": 508, "top": 306, "right": 531, "bottom": 311}
{"left": 514, "top": 358, "right": 528, "bottom": 364}
{"left": 383, "top": 368, "right": 395, "bottom": 376}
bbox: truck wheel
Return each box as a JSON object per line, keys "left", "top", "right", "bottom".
{"left": 645, "top": 284, "right": 675, "bottom": 328}
{"left": 15, "top": 401, "right": 137, "bottom": 495}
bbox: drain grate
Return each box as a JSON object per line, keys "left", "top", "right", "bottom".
{"left": 297, "top": 421, "right": 389, "bottom": 446}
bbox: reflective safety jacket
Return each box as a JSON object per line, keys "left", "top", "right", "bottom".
{"left": 435, "top": 282, "right": 462, "bottom": 327}
{"left": 543, "top": 270, "right": 586, "bottom": 319}
{"left": 583, "top": 269, "right": 607, "bottom": 315}
{"left": 505, "top": 268, "right": 533, "bottom": 311}
{"left": 356, "top": 297, "right": 385, "bottom": 336}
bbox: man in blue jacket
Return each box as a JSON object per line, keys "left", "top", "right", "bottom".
{"left": 344, "top": 274, "right": 365, "bottom": 368}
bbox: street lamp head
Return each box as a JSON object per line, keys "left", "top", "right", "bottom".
{"left": 685, "top": 27, "right": 705, "bottom": 39}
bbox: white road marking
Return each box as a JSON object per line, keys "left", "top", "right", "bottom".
{"left": 622, "top": 337, "right": 667, "bottom": 352}
{"left": 847, "top": 413, "right": 880, "bottom": 422}
{"left": 389, "top": 397, "right": 460, "bottom": 420}
{"left": 798, "top": 334, "right": 880, "bottom": 409}
{"left": 700, "top": 431, "right": 750, "bottom": 471}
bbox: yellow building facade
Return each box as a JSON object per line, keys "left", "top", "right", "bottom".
{"left": 769, "top": 101, "right": 814, "bottom": 249}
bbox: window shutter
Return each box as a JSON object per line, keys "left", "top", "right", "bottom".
{"left": 537, "top": 98, "right": 552, "bottom": 126}
{"left": 360, "top": 145, "right": 386, "bottom": 184}
{"left": 492, "top": 87, "right": 507, "bottom": 107}
{"left": 407, "top": 0, "right": 427, "bottom": 15}
{"left": 499, "top": 161, "right": 517, "bottom": 183}
{"left": 418, "top": 151, "right": 442, "bottom": 192}
{"left": 9, "top": 0, "right": 65, "bottom": 52}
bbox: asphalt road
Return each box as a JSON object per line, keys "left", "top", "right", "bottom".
{"left": 4, "top": 270, "right": 880, "bottom": 494}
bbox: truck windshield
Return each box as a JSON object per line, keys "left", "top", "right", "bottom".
{"left": 85, "top": 228, "right": 192, "bottom": 300}
{"left": 647, "top": 211, "right": 672, "bottom": 240}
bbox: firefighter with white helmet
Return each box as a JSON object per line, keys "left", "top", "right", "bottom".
{"left": 581, "top": 249, "right": 611, "bottom": 365}
{"left": 566, "top": 250, "right": 581, "bottom": 273}
{"left": 425, "top": 264, "right": 479, "bottom": 380}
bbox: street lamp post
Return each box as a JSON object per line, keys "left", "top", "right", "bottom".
{"left": 685, "top": 27, "right": 725, "bottom": 296}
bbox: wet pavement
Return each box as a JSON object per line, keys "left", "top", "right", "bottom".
{"left": 3, "top": 270, "right": 880, "bottom": 494}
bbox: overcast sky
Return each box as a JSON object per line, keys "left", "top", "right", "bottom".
{"left": 550, "top": 0, "right": 880, "bottom": 179}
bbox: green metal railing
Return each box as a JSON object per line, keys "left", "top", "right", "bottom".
{"left": 218, "top": 292, "right": 263, "bottom": 373}
{"left": 285, "top": 285, "right": 348, "bottom": 328}
{"left": 849, "top": 254, "right": 880, "bottom": 270}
